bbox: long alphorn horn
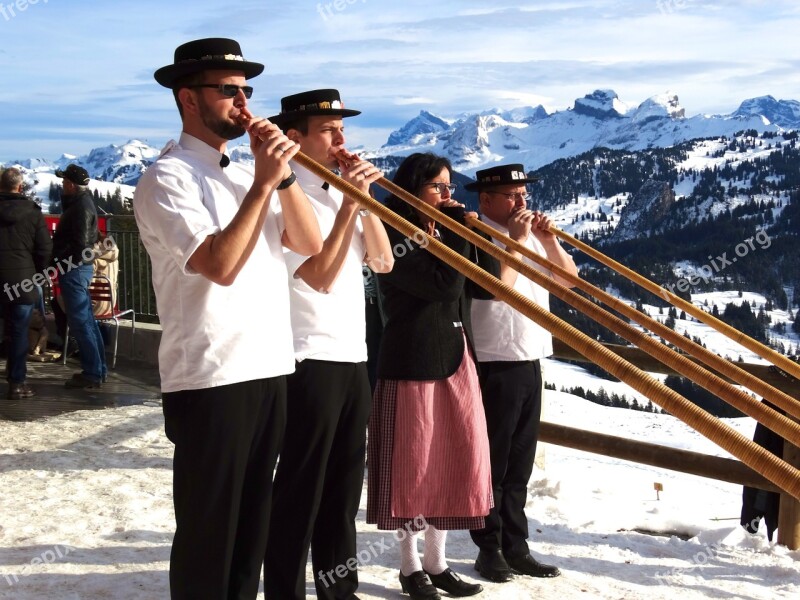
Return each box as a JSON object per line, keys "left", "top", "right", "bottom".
{"left": 550, "top": 227, "right": 800, "bottom": 381}
{"left": 464, "top": 215, "right": 800, "bottom": 425}
{"left": 291, "top": 151, "right": 800, "bottom": 500}
{"left": 362, "top": 176, "right": 800, "bottom": 446}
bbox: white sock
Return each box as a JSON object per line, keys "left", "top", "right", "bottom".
{"left": 400, "top": 530, "right": 422, "bottom": 576}
{"left": 422, "top": 526, "right": 449, "bottom": 575}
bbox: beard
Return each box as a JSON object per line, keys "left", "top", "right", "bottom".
{"left": 197, "top": 96, "right": 246, "bottom": 140}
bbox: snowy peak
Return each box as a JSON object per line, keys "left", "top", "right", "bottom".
{"left": 372, "top": 88, "right": 798, "bottom": 176}
{"left": 385, "top": 110, "right": 451, "bottom": 147}
{"left": 573, "top": 89, "right": 629, "bottom": 119}
{"left": 631, "top": 92, "right": 685, "bottom": 122}
{"left": 482, "top": 105, "right": 549, "bottom": 124}
{"left": 443, "top": 114, "right": 510, "bottom": 165}
{"left": 732, "top": 96, "right": 800, "bottom": 128}
{"left": 78, "top": 140, "right": 160, "bottom": 186}
{"left": 6, "top": 157, "right": 56, "bottom": 170}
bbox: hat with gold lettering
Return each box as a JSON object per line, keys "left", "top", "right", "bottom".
{"left": 268, "top": 89, "right": 361, "bottom": 126}
{"left": 154, "top": 38, "right": 264, "bottom": 88}
{"left": 464, "top": 164, "right": 539, "bottom": 191}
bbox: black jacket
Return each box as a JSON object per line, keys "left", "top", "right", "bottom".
{"left": 0, "top": 192, "right": 53, "bottom": 304}
{"left": 376, "top": 205, "right": 500, "bottom": 381}
{"left": 52, "top": 189, "right": 99, "bottom": 266}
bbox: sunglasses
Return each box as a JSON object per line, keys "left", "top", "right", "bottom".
{"left": 187, "top": 84, "right": 254, "bottom": 99}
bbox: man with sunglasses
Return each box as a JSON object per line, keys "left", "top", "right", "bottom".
{"left": 465, "top": 164, "right": 577, "bottom": 584}
{"left": 134, "top": 38, "right": 322, "bottom": 599}
{"left": 263, "top": 89, "right": 393, "bottom": 600}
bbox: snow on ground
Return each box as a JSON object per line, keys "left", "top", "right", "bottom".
{"left": 1, "top": 379, "right": 798, "bottom": 599}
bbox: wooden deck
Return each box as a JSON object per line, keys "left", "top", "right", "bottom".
{"left": 1, "top": 356, "right": 161, "bottom": 422}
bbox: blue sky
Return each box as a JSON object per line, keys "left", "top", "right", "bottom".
{"left": 0, "top": 0, "right": 798, "bottom": 162}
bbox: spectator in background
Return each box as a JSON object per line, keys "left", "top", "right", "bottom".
{"left": 53, "top": 163, "right": 105, "bottom": 388}
{"left": 0, "top": 167, "right": 52, "bottom": 399}
{"left": 27, "top": 308, "right": 49, "bottom": 360}
{"left": 90, "top": 235, "right": 119, "bottom": 316}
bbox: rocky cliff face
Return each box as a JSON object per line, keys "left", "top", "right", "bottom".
{"left": 611, "top": 180, "right": 675, "bottom": 242}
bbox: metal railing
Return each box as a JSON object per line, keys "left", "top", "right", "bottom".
{"left": 105, "top": 216, "right": 158, "bottom": 323}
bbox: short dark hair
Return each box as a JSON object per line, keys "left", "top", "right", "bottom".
{"left": 386, "top": 153, "right": 453, "bottom": 225}
{"left": 0, "top": 167, "right": 24, "bottom": 193}
{"left": 171, "top": 72, "right": 206, "bottom": 117}
{"left": 279, "top": 117, "right": 309, "bottom": 136}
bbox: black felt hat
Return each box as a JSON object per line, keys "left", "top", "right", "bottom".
{"left": 55, "top": 164, "right": 90, "bottom": 186}
{"left": 464, "top": 164, "right": 539, "bottom": 191}
{"left": 268, "top": 89, "right": 361, "bottom": 126}
{"left": 154, "top": 38, "right": 264, "bottom": 88}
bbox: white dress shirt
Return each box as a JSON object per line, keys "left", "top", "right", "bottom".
{"left": 280, "top": 161, "right": 367, "bottom": 363}
{"left": 471, "top": 215, "right": 554, "bottom": 362}
{"left": 134, "top": 133, "right": 295, "bottom": 392}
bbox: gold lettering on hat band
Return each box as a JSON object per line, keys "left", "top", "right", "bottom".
{"left": 176, "top": 54, "right": 246, "bottom": 64}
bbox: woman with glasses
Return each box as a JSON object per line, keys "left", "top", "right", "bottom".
{"left": 367, "top": 152, "right": 499, "bottom": 599}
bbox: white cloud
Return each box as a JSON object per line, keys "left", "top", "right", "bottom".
{"left": 1, "top": 0, "right": 799, "bottom": 160}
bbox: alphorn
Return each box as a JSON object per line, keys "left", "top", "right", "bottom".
{"left": 291, "top": 150, "right": 800, "bottom": 500}
{"left": 550, "top": 227, "right": 800, "bottom": 382}
{"left": 363, "top": 176, "right": 800, "bottom": 446}
{"left": 464, "top": 215, "right": 800, "bottom": 425}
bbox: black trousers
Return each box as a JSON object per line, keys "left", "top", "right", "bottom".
{"left": 264, "top": 360, "right": 371, "bottom": 600}
{"left": 470, "top": 360, "right": 542, "bottom": 558}
{"left": 163, "top": 377, "right": 287, "bottom": 600}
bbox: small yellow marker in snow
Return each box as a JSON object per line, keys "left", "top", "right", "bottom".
{"left": 654, "top": 482, "right": 664, "bottom": 500}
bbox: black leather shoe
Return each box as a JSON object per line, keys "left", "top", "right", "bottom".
{"left": 7, "top": 383, "right": 36, "bottom": 400}
{"left": 474, "top": 549, "right": 513, "bottom": 583}
{"left": 64, "top": 373, "right": 102, "bottom": 389}
{"left": 425, "top": 568, "right": 483, "bottom": 596}
{"left": 399, "top": 570, "right": 441, "bottom": 599}
{"left": 505, "top": 553, "right": 561, "bottom": 578}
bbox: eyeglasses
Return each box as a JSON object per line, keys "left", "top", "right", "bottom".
{"left": 187, "top": 84, "right": 254, "bottom": 99}
{"left": 487, "top": 191, "right": 530, "bottom": 202}
{"left": 425, "top": 182, "right": 457, "bottom": 195}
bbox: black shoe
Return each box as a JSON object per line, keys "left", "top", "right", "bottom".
{"left": 474, "top": 549, "right": 513, "bottom": 583}
{"left": 425, "top": 568, "right": 482, "bottom": 596}
{"left": 7, "top": 383, "right": 36, "bottom": 400}
{"left": 64, "top": 373, "right": 102, "bottom": 389}
{"left": 399, "top": 570, "right": 441, "bottom": 599}
{"left": 505, "top": 553, "right": 561, "bottom": 578}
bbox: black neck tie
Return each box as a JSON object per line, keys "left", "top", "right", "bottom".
{"left": 219, "top": 154, "right": 230, "bottom": 168}
{"left": 322, "top": 181, "right": 330, "bottom": 191}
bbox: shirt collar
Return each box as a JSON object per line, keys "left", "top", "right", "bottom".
{"left": 481, "top": 214, "right": 509, "bottom": 235}
{"left": 291, "top": 160, "right": 340, "bottom": 198}
{"left": 178, "top": 132, "right": 230, "bottom": 170}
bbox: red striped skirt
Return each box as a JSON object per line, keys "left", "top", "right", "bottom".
{"left": 367, "top": 341, "right": 493, "bottom": 531}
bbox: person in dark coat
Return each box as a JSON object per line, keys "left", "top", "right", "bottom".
{"left": 367, "top": 152, "right": 499, "bottom": 599}
{"left": 741, "top": 400, "right": 784, "bottom": 540}
{"left": 52, "top": 163, "right": 105, "bottom": 388}
{"left": 0, "top": 167, "right": 52, "bottom": 399}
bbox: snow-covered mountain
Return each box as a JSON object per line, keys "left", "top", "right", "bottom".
{"left": 75, "top": 140, "right": 161, "bottom": 186}
{"left": 370, "top": 90, "right": 800, "bottom": 175}
{"left": 3, "top": 89, "right": 798, "bottom": 208}
{"left": 3, "top": 139, "right": 256, "bottom": 209}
